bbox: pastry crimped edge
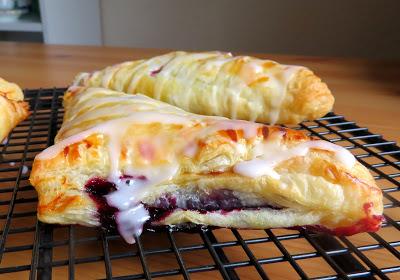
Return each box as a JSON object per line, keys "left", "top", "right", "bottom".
{"left": 280, "top": 68, "right": 334, "bottom": 124}
{"left": 0, "top": 78, "right": 30, "bottom": 143}
{"left": 30, "top": 88, "right": 382, "bottom": 234}
{"left": 72, "top": 51, "right": 334, "bottom": 125}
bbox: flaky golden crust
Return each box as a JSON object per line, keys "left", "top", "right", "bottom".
{"left": 30, "top": 87, "right": 382, "bottom": 234}
{"left": 281, "top": 69, "right": 334, "bottom": 124}
{"left": 0, "top": 78, "right": 30, "bottom": 143}
{"left": 73, "top": 51, "right": 334, "bottom": 124}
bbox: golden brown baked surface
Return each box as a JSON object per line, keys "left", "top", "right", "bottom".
{"left": 0, "top": 78, "right": 30, "bottom": 143}
{"left": 73, "top": 51, "right": 334, "bottom": 125}
{"left": 30, "top": 86, "right": 382, "bottom": 243}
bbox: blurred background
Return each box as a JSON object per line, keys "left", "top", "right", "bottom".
{"left": 0, "top": 0, "right": 399, "bottom": 59}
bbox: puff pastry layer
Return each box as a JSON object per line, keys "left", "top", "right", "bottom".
{"left": 73, "top": 51, "right": 334, "bottom": 124}
{"left": 0, "top": 78, "right": 30, "bottom": 143}
{"left": 30, "top": 86, "right": 382, "bottom": 243}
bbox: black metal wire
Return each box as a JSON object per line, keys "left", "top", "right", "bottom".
{"left": 0, "top": 88, "right": 398, "bottom": 279}
{"left": 0, "top": 88, "right": 41, "bottom": 263}
{"left": 301, "top": 232, "right": 350, "bottom": 279}
{"left": 200, "top": 229, "right": 235, "bottom": 280}
{"left": 135, "top": 236, "right": 152, "bottom": 279}
{"left": 101, "top": 232, "right": 113, "bottom": 279}
{"left": 167, "top": 229, "right": 191, "bottom": 280}
{"left": 264, "top": 229, "right": 308, "bottom": 279}
{"left": 231, "top": 229, "right": 269, "bottom": 280}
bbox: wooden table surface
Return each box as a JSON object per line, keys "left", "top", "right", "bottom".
{"left": 0, "top": 42, "right": 399, "bottom": 279}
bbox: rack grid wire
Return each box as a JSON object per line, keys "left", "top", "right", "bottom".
{"left": 0, "top": 88, "right": 399, "bottom": 280}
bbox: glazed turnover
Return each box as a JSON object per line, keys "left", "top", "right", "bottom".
{"left": 30, "top": 86, "right": 382, "bottom": 243}
{"left": 0, "top": 77, "right": 30, "bottom": 143}
{"left": 73, "top": 51, "right": 334, "bottom": 125}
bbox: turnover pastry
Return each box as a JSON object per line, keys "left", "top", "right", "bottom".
{"left": 73, "top": 51, "right": 334, "bottom": 125}
{"left": 30, "top": 86, "right": 382, "bottom": 243}
{"left": 0, "top": 78, "right": 30, "bottom": 143}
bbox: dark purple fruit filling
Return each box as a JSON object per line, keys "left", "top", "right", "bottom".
{"left": 85, "top": 177, "right": 382, "bottom": 237}
{"left": 85, "top": 178, "right": 116, "bottom": 197}
{"left": 149, "top": 189, "right": 282, "bottom": 213}
{"left": 145, "top": 189, "right": 283, "bottom": 224}
{"left": 84, "top": 178, "right": 118, "bottom": 233}
{"left": 85, "top": 177, "right": 282, "bottom": 232}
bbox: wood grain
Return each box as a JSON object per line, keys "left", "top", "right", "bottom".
{"left": 0, "top": 42, "right": 399, "bottom": 279}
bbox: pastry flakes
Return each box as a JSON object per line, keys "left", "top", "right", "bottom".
{"left": 30, "top": 87, "right": 383, "bottom": 243}
{"left": 73, "top": 51, "right": 334, "bottom": 125}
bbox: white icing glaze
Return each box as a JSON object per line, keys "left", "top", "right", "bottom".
{"left": 234, "top": 158, "right": 281, "bottom": 179}
{"left": 107, "top": 165, "right": 178, "bottom": 211}
{"left": 37, "top": 111, "right": 185, "bottom": 244}
{"left": 202, "top": 55, "right": 235, "bottom": 71}
{"left": 210, "top": 85, "right": 219, "bottom": 115}
{"left": 183, "top": 55, "right": 302, "bottom": 124}
{"left": 126, "top": 54, "right": 174, "bottom": 94}
{"left": 123, "top": 164, "right": 179, "bottom": 186}
{"left": 116, "top": 204, "right": 150, "bottom": 244}
{"left": 309, "top": 140, "right": 356, "bottom": 169}
{"left": 266, "top": 65, "right": 304, "bottom": 125}
{"left": 213, "top": 119, "right": 261, "bottom": 139}
{"left": 126, "top": 63, "right": 149, "bottom": 93}
{"left": 157, "top": 52, "right": 224, "bottom": 112}
{"left": 183, "top": 142, "right": 199, "bottom": 157}
{"left": 37, "top": 86, "right": 354, "bottom": 244}
{"left": 171, "top": 60, "right": 202, "bottom": 111}
{"left": 102, "top": 65, "right": 120, "bottom": 88}
{"left": 38, "top": 112, "right": 195, "bottom": 161}
{"left": 78, "top": 52, "right": 306, "bottom": 124}
{"left": 234, "top": 139, "right": 356, "bottom": 179}
{"left": 228, "top": 87, "right": 242, "bottom": 120}
{"left": 22, "top": 165, "right": 29, "bottom": 175}
{"left": 106, "top": 164, "right": 179, "bottom": 244}
{"left": 37, "top": 92, "right": 199, "bottom": 244}
{"left": 239, "top": 60, "right": 264, "bottom": 85}
{"left": 37, "top": 92, "right": 262, "bottom": 244}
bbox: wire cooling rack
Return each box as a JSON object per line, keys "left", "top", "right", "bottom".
{"left": 0, "top": 88, "right": 399, "bottom": 280}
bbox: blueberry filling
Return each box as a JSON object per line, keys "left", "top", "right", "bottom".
{"left": 84, "top": 178, "right": 118, "bottom": 233}
{"left": 151, "top": 189, "right": 250, "bottom": 211}
{"left": 85, "top": 177, "right": 282, "bottom": 233}
{"left": 146, "top": 189, "right": 283, "bottom": 220}
{"left": 84, "top": 177, "right": 382, "bottom": 236}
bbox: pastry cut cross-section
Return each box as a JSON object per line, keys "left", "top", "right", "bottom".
{"left": 30, "top": 86, "right": 383, "bottom": 244}
{"left": 73, "top": 51, "right": 334, "bottom": 124}
{"left": 0, "top": 77, "right": 30, "bottom": 143}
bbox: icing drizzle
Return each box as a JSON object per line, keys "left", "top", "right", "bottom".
{"left": 234, "top": 138, "right": 356, "bottom": 179}
{"left": 75, "top": 52, "right": 305, "bottom": 124}
{"left": 36, "top": 88, "right": 356, "bottom": 243}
